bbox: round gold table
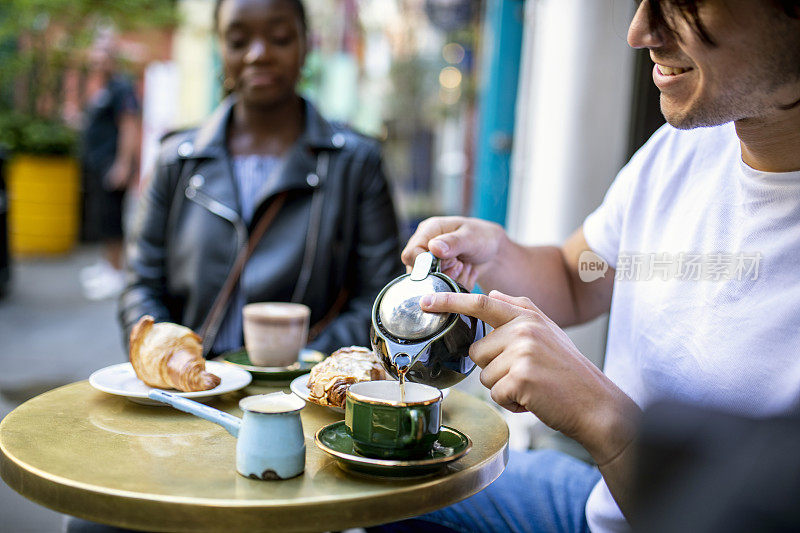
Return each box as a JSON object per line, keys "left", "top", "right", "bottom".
{"left": 0, "top": 381, "right": 508, "bottom": 532}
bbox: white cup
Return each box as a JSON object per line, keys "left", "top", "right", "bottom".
{"left": 242, "top": 303, "right": 310, "bottom": 367}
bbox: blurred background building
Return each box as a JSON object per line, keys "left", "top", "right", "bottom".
{"left": 0, "top": 0, "right": 660, "bottom": 283}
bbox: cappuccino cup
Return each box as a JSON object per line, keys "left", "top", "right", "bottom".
{"left": 242, "top": 303, "right": 310, "bottom": 367}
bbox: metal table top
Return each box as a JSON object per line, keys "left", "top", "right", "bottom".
{"left": 0, "top": 380, "right": 508, "bottom": 532}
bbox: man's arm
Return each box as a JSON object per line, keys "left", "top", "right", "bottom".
{"left": 401, "top": 218, "right": 615, "bottom": 327}
{"left": 405, "top": 216, "right": 636, "bottom": 516}
{"left": 106, "top": 111, "right": 139, "bottom": 190}
{"left": 482, "top": 228, "right": 614, "bottom": 326}
{"left": 419, "top": 290, "right": 641, "bottom": 522}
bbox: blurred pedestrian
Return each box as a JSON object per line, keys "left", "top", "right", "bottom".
{"left": 118, "top": 0, "right": 403, "bottom": 357}
{"left": 79, "top": 41, "right": 140, "bottom": 301}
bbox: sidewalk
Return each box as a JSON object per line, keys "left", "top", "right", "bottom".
{"left": 0, "top": 245, "right": 125, "bottom": 533}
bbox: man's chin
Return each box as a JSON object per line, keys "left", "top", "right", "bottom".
{"left": 662, "top": 113, "right": 699, "bottom": 130}
{"left": 660, "top": 98, "right": 730, "bottom": 130}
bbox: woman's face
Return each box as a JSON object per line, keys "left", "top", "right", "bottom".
{"left": 217, "top": 0, "right": 306, "bottom": 107}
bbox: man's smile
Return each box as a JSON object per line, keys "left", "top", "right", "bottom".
{"left": 655, "top": 64, "right": 693, "bottom": 76}
{"left": 653, "top": 62, "right": 696, "bottom": 91}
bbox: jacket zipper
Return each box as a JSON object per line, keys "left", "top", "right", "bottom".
{"left": 184, "top": 151, "right": 327, "bottom": 348}
{"left": 184, "top": 184, "right": 247, "bottom": 351}
{"left": 184, "top": 185, "right": 248, "bottom": 249}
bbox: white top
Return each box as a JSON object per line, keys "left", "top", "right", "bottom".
{"left": 582, "top": 122, "right": 800, "bottom": 532}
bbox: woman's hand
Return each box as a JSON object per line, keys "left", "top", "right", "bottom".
{"left": 401, "top": 216, "right": 508, "bottom": 290}
{"left": 420, "top": 289, "right": 640, "bottom": 466}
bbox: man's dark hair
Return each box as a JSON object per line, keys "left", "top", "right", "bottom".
{"left": 213, "top": 0, "right": 307, "bottom": 36}
{"left": 646, "top": 0, "right": 800, "bottom": 46}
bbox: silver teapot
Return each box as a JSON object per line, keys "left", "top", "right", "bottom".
{"left": 370, "top": 252, "right": 488, "bottom": 389}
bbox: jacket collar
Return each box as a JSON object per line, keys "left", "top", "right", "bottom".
{"left": 187, "top": 95, "right": 342, "bottom": 160}
{"left": 183, "top": 95, "right": 343, "bottom": 225}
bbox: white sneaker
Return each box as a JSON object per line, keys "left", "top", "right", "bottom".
{"left": 82, "top": 266, "right": 125, "bottom": 301}
{"left": 80, "top": 260, "right": 114, "bottom": 283}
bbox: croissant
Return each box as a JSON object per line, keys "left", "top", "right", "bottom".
{"left": 129, "top": 315, "right": 221, "bottom": 392}
{"left": 307, "top": 346, "right": 386, "bottom": 407}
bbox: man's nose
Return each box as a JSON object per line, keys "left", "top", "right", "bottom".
{"left": 628, "top": 0, "right": 665, "bottom": 49}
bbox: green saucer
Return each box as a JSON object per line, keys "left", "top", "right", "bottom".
{"left": 222, "top": 348, "right": 325, "bottom": 382}
{"left": 315, "top": 421, "right": 472, "bottom": 478}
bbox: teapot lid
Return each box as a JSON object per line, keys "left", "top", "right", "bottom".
{"left": 377, "top": 252, "right": 455, "bottom": 341}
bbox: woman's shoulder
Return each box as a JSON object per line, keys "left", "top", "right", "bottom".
{"left": 327, "top": 122, "right": 383, "bottom": 160}
{"left": 156, "top": 127, "right": 200, "bottom": 165}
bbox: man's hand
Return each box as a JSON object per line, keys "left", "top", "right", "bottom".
{"left": 105, "top": 111, "right": 140, "bottom": 192}
{"left": 401, "top": 216, "right": 507, "bottom": 290}
{"left": 420, "top": 289, "right": 640, "bottom": 466}
{"left": 105, "top": 160, "right": 132, "bottom": 191}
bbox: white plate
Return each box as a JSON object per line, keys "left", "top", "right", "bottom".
{"left": 290, "top": 373, "right": 450, "bottom": 414}
{"left": 89, "top": 361, "right": 252, "bottom": 406}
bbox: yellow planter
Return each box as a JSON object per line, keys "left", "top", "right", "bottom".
{"left": 7, "top": 154, "right": 80, "bottom": 256}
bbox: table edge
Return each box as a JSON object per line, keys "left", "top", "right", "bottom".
{"left": 2, "top": 431, "right": 509, "bottom": 532}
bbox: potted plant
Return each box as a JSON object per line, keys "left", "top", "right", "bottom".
{"left": 0, "top": 0, "right": 175, "bottom": 255}
{"left": 0, "top": 114, "right": 81, "bottom": 255}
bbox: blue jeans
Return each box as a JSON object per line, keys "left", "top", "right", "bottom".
{"left": 371, "top": 449, "right": 601, "bottom": 533}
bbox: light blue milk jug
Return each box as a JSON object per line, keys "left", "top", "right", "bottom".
{"left": 148, "top": 389, "right": 306, "bottom": 480}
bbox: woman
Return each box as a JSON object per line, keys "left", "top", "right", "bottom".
{"left": 119, "top": 0, "right": 403, "bottom": 357}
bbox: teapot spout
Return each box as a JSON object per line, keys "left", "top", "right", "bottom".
{"left": 147, "top": 389, "right": 242, "bottom": 437}
{"left": 392, "top": 352, "right": 412, "bottom": 370}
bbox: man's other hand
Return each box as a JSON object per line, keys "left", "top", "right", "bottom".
{"left": 420, "top": 289, "right": 640, "bottom": 466}
{"left": 401, "top": 216, "right": 507, "bottom": 290}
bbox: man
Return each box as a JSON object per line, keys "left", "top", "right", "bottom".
{"left": 387, "top": 0, "right": 800, "bottom": 531}
{"left": 80, "top": 42, "right": 140, "bottom": 301}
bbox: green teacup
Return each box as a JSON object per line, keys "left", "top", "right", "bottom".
{"left": 345, "top": 380, "right": 442, "bottom": 460}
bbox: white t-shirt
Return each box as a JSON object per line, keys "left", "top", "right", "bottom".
{"left": 582, "top": 122, "right": 800, "bottom": 533}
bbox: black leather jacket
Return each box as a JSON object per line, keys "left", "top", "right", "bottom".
{"left": 119, "top": 97, "right": 403, "bottom": 355}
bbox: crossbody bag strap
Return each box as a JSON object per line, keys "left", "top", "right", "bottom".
{"left": 308, "top": 286, "right": 348, "bottom": 342}
{"left": 199, "top": 191, "right": 288, "bottom": 355}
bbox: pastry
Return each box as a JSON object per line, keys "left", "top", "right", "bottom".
{"left": 129, "top": 315, "right": 221, "bottom": 392}
{"left": 306, "top": 346, "right": 386, "bottom": 407}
